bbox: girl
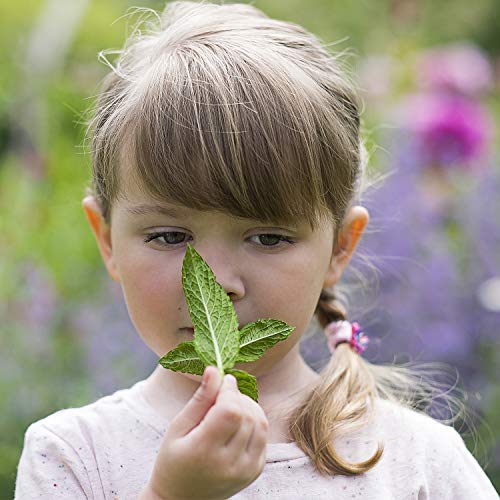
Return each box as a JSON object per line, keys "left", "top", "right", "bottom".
{"left": 15, "top": 1, "right": 498, "bottom": 499}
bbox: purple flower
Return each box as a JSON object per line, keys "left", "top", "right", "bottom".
{"left": 336, "top": 131, "right": 500, "bottom": 385}
{"left": 415, "top": 42, "right": 493, "bottom": 96}
{"left": 8, "top": 261, "right": 58, "bottom": 356}
{"left": 70, "top": 279, "right": 157, "bottom": 394}
{"left": 390, "top": 92, "right": 494, "bottom": 169}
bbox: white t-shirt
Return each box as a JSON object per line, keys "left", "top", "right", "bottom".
{"left": 15, "top": 379, "right": 498, "bottom": 499}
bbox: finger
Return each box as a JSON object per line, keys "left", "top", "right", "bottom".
{"left": 223, "top": 394, "right": 264, "bottom": 459}
{"left": 224, "top": 415, "right": 254, "bottom": 456}
{"left": 192, "top": 374, "right": 243, "bottom": 445}
{"left": 245, "top": 417, "right": 268, "bottom": 459}
{"left": 167, "top": 366, "right": 220, "bottom": 438}
{"left": 240, "top": 397, "right": 268, "bottom": 458}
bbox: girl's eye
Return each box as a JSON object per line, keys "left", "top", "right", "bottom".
{"left": 250, "top": 234, "right": 295, "bottom": 247}
{"left": 144, "top": 231, "right": 191, "bottom": 246}
{"left": 143, "top": 232, "right": 294, "bottom": 248}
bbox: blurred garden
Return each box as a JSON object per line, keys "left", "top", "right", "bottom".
{"left": 1, "top": 0, "right": 499, "bottom": 497}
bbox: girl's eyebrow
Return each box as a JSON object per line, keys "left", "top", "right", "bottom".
{"left": 124, "top": 204, "right": 184, "bottom": 218}
{"left": 124, "top": 203, "right": 301, "bottom": 230}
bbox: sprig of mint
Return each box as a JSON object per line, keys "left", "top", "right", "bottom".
{"left": 159, "top": 243, "right": 294, "bottom": 401}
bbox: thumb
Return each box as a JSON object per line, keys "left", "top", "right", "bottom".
{"left": 167, "top": 366, "right": 221, "bottom": 438}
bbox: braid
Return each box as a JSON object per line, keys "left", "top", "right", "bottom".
{"left": 315, "top": 288, "right": 347, "bottom": 328}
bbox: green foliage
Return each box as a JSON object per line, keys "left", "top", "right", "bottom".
{"left": 159, "top": 244, "right": 294, "bottom": 401}
{"left": 182, "top": 243, "right": 241, "bottom": 374}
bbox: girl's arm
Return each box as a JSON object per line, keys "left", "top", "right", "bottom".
{"left": 15, "top": 422, "right": 93, "bottom": 499}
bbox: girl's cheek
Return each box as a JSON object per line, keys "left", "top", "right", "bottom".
{"left": 121, "top": 248, "right": 182, "bottom": 291}
{"left": 120, "top": 270, "right": 185, "bottom": 356}
{"left": 119, "top": 257, "right": 183, "bottom": 322}
{"left": 130, "top": 271, "right": 178, "bottom": 308}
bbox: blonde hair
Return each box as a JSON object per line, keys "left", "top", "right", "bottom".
{"left": 86, "top": 1, "right": 475, "bottom": 476}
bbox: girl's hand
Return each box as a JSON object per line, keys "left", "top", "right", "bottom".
{"left": 139, "top": 366, "right": 269, "bottom": 500}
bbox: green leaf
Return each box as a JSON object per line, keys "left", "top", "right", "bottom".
{"left": 225, "top": 369, "right": 259, "bottom": 401}
{"left": 235, "top": 319, "right": 294, "bottom": 363}
{"left": 182, "top": 244, "right": 240, "bottom": 378}
{"left": 158, "top": 341, "right": 205, "bottom": 376}
{"left": 159, "top": 243, "right": 295, "bottom": 401}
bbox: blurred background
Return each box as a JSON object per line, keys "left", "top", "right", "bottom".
{"left": 1, "top": 0, "right": 499, "bottom": 496}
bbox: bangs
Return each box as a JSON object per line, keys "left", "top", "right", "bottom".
{"left": 112, "top": 45, "right": 356, "bottom": 230}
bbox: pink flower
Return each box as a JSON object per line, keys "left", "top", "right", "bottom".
{"left": 390, "top": 92, "right": 494, "bottom": 169}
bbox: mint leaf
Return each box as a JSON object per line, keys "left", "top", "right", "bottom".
{"left": 182, "top": 244, "right": 240, "bottom": 379}
{"left": 235, "top": 319, "right": 295, "bottom": 363}
{"left": 159, "top": 243, "right": 295, "bottom": 402}
{"left": 225, "top": 369, "right": 258, "bottom": 401}
{"left": 159, "top": 341, "right": 205, "bottom": 376}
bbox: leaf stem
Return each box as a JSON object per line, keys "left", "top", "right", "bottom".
{"left": 196, "top": 274, "right": 224, "bottom": 375}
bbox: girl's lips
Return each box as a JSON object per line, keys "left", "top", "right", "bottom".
{"left": 182, "top": 327, "right": 195, "bottom": 333}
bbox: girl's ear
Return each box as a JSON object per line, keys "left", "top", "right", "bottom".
{"left": 323, "top": 206, "right": 369, "bottom": 289}
{"left": 82, "top": 196, "right": 121, "bottom": 283}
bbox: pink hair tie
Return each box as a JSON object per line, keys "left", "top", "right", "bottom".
{"left": 324, "top": 320, "right": 369, "bottom": 355}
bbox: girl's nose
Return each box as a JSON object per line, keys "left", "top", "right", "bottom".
{"left": 198, "top": 249, "right": 245, "bottom": 301}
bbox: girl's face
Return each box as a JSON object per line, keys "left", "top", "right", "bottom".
{"left": 83, "top": 180, "right": 368, "bottom": 380}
